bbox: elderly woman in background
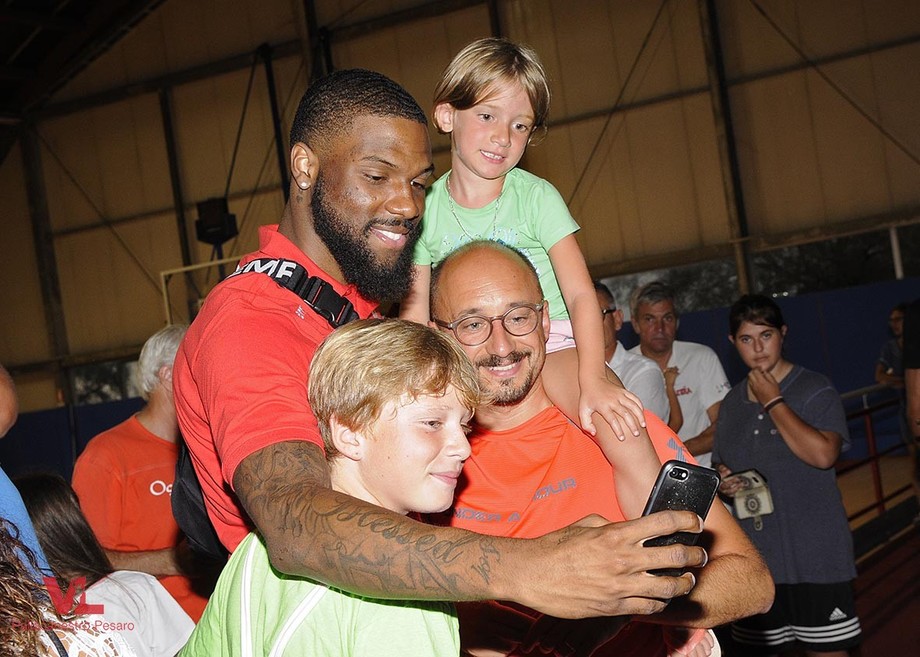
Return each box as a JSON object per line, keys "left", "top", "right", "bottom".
{"left": 712, "top": 294, "right": 861, "bottom": 657}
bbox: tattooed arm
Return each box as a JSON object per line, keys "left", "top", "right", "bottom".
{"left": 234, "top": 440, "right": 710, "bottom": 619}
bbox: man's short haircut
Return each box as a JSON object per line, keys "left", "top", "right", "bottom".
{"left": 630, "top": 281, "right": 678, "bottom": 320}
{"left": 594, "top": 281, "right": 615, "bottom": 306}
{"left": 729, "top": 294, "right": 786, "bottom": 337}
{"left": 430, "top": 240, "right": 543, "bottom": 316}
{"left": 135, "top": 324, "right": 187, "bottom": 400}
{"left": 289, "top": 69, "right": 427, "bottom": 154}
{"left": 308, "top": 319, "right": 482, "bottom": 459}
{"left": 433, "top": 37, "right": 550, "bottom": 136}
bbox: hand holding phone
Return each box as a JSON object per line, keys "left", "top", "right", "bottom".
{"left": 641, "top": 460, "right": 721, "bottom": 575}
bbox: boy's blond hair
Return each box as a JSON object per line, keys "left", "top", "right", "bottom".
{"left": 308, "top": 319, "right": 483, "bottom": 459}
{"left": 433, "top": 37, "right": 550, "bottom": 136}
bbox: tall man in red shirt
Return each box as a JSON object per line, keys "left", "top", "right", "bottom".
{"left": 429, "top": 241, "right": 773, "bottom": 655}
{"left": 73, "top": 325, "right": 209, "bottom": 620}
{"left": 173, "top": 68, "right": 710, "bottom": 622}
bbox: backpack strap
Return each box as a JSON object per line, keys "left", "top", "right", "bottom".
{"left": 230, "top": 258, "right": 359, "bottom": 328}
{"left": 173, "top": 258, "right": 360, "bottom": 561}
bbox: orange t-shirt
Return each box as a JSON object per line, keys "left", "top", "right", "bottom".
{"left": 72, "top": 415, "right": 208, "bottom": 620}
{"left": 448, "top": 408, "right": 688, "bottom": 536}
{"left": 443, "top": 408, "right": 692, "bottom": 657}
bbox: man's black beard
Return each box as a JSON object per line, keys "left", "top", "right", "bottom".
{"left": 311, "top": 174, "right": 419, "bottom": 303}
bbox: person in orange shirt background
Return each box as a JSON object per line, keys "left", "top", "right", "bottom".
{"left": 72, "top": 325, "right": 211, "bottom": 621}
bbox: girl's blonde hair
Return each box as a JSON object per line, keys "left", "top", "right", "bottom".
{"left": 308, "top": 319, "right": 483, "bottom": 459}
{"left": 433, "top": 37, "right": 550, "bottom": 136}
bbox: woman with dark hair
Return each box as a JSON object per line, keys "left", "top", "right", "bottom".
{"left": 15, "top": 473, "right": 194, "bottom": 657}
{"left": 712, "top": 294, "right": 861, "bottom": 657}
{"left": 0, "top": 517, "right": 134, "bottom": 656}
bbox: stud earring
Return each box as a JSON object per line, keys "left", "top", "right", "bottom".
{"left": 299, "top": 180, "right": 310, "bottom": 190}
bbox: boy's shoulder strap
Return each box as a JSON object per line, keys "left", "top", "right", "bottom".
{"left": 230, "top": 257, "right": 360, "bottom": 328}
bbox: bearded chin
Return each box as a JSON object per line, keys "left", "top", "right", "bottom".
{"left": 491, "top": 372, "right": 535, "bottom": 406}
{"left": 311, "top": 176, "right": 419, "bottom": 303}
{"left": 479, "top": 353, "right": 536, "bottom": 406}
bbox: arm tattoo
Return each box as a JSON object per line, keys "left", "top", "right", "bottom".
{"left": 234, "top": 440, "right": 505, "bottom": 600}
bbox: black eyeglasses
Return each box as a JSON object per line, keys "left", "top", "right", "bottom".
{"left": 434, "top": 302, "right": 545, "bottom": 346}
{"left": 601, "top": 306, "right": 617, "bottom": 317}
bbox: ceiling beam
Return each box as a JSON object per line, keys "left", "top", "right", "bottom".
{"left": 30, "top": 23, "right": 917, "bottom": 130}
{"left": 0, "top": 64, "right": 34, "bottom": 81}
{"left": 0, "top": 8, "right": 80, "bottom": 30}
{"left": 14, "top": 0, "right": 166, "bottom": 112}
{"left": 35, "top": 39, "right": 302, "bottom": 120}
{"left": 327, "top": 0, "right": 486, "bottom": 43}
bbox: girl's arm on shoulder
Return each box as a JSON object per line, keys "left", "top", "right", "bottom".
{"left": 547, "top": 235, "right": 605, "bottom": 381}
{"left": 399, "top": 264, "right": 432, "bottom": 324}
{"left": 547, "top": 235, "right": 644, "bottom": 438}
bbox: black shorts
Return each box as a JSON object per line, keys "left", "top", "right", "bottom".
{"left": 731, "top": 582, "right": 862, "bottom": 654}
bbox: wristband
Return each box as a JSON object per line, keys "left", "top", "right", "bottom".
{"left": 763, "top": 396, "right": 785, "bottom": 413}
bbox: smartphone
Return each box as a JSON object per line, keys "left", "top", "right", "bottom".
{"left": 641, "top": 460, "right": 721, "bottom": 575}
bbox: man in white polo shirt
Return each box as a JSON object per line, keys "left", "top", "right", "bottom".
{"left": 629, "top": 281, "right": 730, "bottom": 468}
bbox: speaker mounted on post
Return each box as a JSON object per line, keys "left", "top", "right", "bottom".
{"left": 195, "top": 197, "right": 238, "bottom": 246}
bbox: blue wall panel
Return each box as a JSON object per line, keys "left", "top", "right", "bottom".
{"left": 0, "top": 398, "right": 142, "bottom": 480}
{"left": 2, "top": 278, "right": 918, "bottom": 477}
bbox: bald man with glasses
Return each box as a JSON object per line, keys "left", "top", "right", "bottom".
{"left": 428, "top": 240, "right": 772, "bottom": 657}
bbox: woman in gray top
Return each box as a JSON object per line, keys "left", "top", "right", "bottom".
{"left": 713, "top": 294, "right": 861, "bottom": 657}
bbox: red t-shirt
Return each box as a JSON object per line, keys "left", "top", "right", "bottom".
{"left": 444, "top": 408, "right": 691, "bottom": 657}
{"left": 72, "top": 415, "right": 208, "bottom": 620}
{"left": 173, "top": 225, "right": 377, "bottom": 551}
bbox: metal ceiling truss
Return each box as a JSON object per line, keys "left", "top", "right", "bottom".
{"left": 5, "top": 0, "right": 920, "bottom": 375}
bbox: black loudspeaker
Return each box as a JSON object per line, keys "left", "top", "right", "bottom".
{"left": 195, "top": 197, "right": 238, "bottom": 246}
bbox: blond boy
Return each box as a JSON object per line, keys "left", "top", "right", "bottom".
{"left": 182, "top": 319, "right": 481, "bottom": 656}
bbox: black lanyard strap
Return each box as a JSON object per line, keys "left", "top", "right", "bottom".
{"left": 231, "top": 258, "right": 359, "bottom": 328}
